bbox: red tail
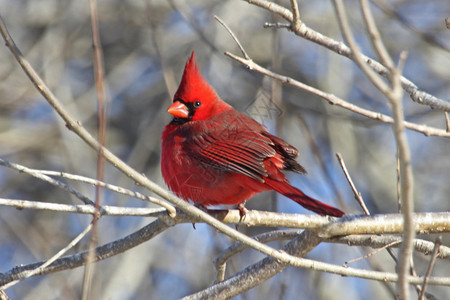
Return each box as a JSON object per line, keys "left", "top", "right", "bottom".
{"left": 265, "top": 179, "right": 344, "bottom": 217}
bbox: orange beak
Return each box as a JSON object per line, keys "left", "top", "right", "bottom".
{"left": 168, "top": 101, "right": 189, "bottom": 118}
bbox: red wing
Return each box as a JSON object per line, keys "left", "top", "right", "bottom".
{"left": 186, "top": 130, "right": 276, "bottom": 182}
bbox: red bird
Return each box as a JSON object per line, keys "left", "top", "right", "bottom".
{"left": 161, "top": 52, "right": 344, "bottom": 217}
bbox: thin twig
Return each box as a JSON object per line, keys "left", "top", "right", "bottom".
{"left": 336, "top": 153, "right": 369, "bottom": 214}
{"left": 224, "top": 52, "right": 450, "bottom": 138}
{"left": 297, "top": 117, "right": 346, "bottom": 209}
{"left": 183, "top": 231, "right": 450, "bottom": 300}
{"left": 38, "top": 169, "right": 165, "bottom": 205}
{"left": 84, "top": 0, "right": 107, "bottom": 294}
{"left": 214, "top": 15, "right": 250, "bottom": 60}
{"left": 245, "top": 0, "right": 450, "bottom": 112}
{"left": 419, "top": 237, "right": 442, "bottom": 300}
{"left": 0, "top": 198, "right": 167, "bottom": 217}
{"left": 289, "top": 0, "right": 302, "bottom": 31}
{"left": 0, "top": 159, "right": 168, "bottom": 207}
{"left": 332, "top": 0, "right": 390, "bottom": 95}
{"left": 214, "top": 230, "right": 303, "bottom": 283}
{"left": 0, "top": 222, "right": 93, "bottom": 290}
{"left": 345, "top": 240, "right": 401, "bottom": 265}
{"left": 0, "top": 158, "right": 95, "bottom": 206}
{"left": 360, "top": 0, "right": 394, "bottom": 69}
{"left": 264, "top": 22, "right": 290, "bottom": 29}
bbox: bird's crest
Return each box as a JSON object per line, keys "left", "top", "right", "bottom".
{"left": 173, "top": 51, "right": 217, "bottom": 103}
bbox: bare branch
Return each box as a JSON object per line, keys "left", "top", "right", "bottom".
{"left": 336, "top": 153, "right": 370, "bottom": 214}
{"left": 289, "top": 0, "right": 302, "bottom": 32}
{"left": 84, "top": 0, "right": 109, "bottom": 296}
{"left": 0, "top": 158, "right": 95, "bottom": 206}
{"left": 214, "top": 15, "right": 249, "bottom": 60}
{"left": 419, "top": 237, "right": 442, "bottom": 300}
{"left": 225, "top": 52, "right": 450, "bottom": 137}
{"left": 332, "top": 0, "right": 390, "bottom": 94}
{"left": 2, "top": 212, "right": 450, "bottom": 290}
{"left": 184, "top": 229, "right": 450, "bottom": 299}
{"left": 0, "top": 198, "right": 167, "bottom": 217}
{"left": 0, "top": 158, "right": 167, "bottom": 209}
{"left": 0, "top": 215, "right": 176, "bottom": 286}
{"left": 387, "top": 50, "right": 414, "bottom": 300}
{"left": 214, "top": 230, "right": 303, "bottom": 283}
{"left": 245, "top": 0, "right": 450, "bottom": 112}
{"left": 331, "top": 235, "right": 450, "bottom": 260}
{"left": 1, "top": 222, "right": 93, "bottom": 290}
{"left": 345, "top": 240, "right": 401, "bottom": 265}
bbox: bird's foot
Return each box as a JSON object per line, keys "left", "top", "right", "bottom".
{"left": 237, "top": 202, "right": 249, "bottom": 222}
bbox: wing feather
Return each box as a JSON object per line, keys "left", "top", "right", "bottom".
{"left": 186, "top": 128, "right": 275, "bottom": 181}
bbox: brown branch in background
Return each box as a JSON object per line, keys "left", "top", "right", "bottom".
{"left": 419, "top": 237, "right": 442, "bottom": 300}
{"left": 83, "top": 0, "right": 108, "bottom": 297}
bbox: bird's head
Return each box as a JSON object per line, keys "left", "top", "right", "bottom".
{"left": 168, "top": 51, "right": 231, "bottom": 124}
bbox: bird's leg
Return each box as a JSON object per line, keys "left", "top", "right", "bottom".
{"left": 237, "top": 201, "right": 249, "bottom": 222}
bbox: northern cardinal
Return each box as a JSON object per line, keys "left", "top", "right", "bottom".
{"left": 161, "top": 52, "right": 344, "bottom": 217}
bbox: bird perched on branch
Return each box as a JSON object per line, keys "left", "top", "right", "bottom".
{"left": 161, "top": 52, "right": 344, "bottom": 218}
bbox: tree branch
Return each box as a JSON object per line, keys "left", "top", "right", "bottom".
{"left": 245, "top": 0, "right": 450, "bottom": 112}
{"left": 225, "top": 52, "right": 450, "bottom": 137}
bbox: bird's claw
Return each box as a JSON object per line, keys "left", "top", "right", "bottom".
{"left": 237, "top": 202, "right": 249, "bottom": 222}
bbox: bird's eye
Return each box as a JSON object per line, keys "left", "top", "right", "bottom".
{"left": 193, "top": 101, "right": 202, "bottom": 108}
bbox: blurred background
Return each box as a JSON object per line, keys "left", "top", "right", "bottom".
{"left": 0, "top": 0, "right": 449, "bottom": 299}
